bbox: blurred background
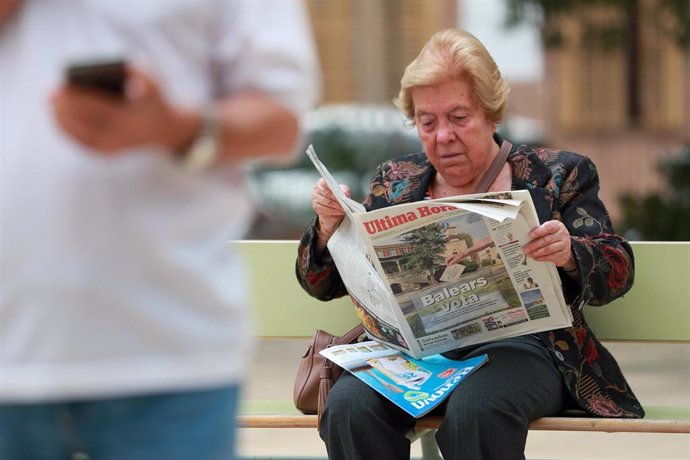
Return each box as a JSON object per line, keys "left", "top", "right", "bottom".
{"left": 246, "top": 0, "right": 689, "bottom": 242}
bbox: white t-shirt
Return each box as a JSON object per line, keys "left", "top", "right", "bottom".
{"left": 0, "top": 0, "right": 320, "bottom": 402}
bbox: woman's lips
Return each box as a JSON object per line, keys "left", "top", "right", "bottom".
{"left": 438, "top": 152, "right": 464, "bottom": 160}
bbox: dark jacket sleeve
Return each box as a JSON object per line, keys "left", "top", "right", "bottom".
{"left": 295, "top": 216, "right": 349, "bottom": 301}
{"left": 556, "top": 154, "right": 635, "bottom": 307}
{"left": 295, "top": 158, "right": 403, "bottom": 301}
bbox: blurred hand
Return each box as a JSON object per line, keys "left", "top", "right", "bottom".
{"left": 51, "top": 67, "right": 194, "bottom": 155}
{"left": 312, "top": 178, "right": 350, "bottom": 242}
{"left": 0, "top": 0, "right": 22, "bottom": 28}
{"left": 522, "top": 220, "right": 575, "bottom": 268}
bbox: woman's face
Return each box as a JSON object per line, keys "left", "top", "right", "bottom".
{"left": 412, "top": 79, "right": 497, "bottom": 189}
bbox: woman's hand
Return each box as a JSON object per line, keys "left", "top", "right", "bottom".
{"left": 312, "top": 178, "right": 350, "bottom": 246}
{"left": 522, "top": 220, "right": 576, "bottom": 270}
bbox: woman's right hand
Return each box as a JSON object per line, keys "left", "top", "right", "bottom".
{"left": 312, "top": 178, "right": 350, "bottom": 244}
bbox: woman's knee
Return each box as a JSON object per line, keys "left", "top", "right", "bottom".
{"left": 441, "top": 342, "right": 564, "bottom": 427}
{"left": 322, "top": 374, "right": 381, "bottom": 418}
{"left": 443, "top": 390, "right": 529, "bottom": 431}
{"left": 320, "top": 374, "right": 403, "bottom": 432}
{"left": 436, "top": 390, "right": 533, "bottom": 459}
{"left": 319, "top": 374, "right": 415, "bottom": 457}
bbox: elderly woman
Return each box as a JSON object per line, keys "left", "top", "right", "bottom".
{"left": 296, "top": 29, "right": 643, "bottom": 460}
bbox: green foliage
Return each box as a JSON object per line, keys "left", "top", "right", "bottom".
{"left": 495, "top": 274, "right": 521, "bottom": 308}
{"left": 406, "top": 313, "right": 423, "bottom": 338}
{"left": 653, "top": 0, "right": 690, "bottom": 47}
{"left": 246, "top": 122, "right": 422, "bottom": 238}
{"left": 400, "top": 224, "right": 448, "bottom": 281}
{"left": 618, "top": 145, "right": 690, "bottom": 241}
{"left": 311, "top": 127, "right": 422, "bottom": 201}
{"left": 287, "top": 125, "right": 422, "bottom": 202}
{"left": 505, "top": 0, "right": 689, "bottom": 49}
{"left": 462, "top": 260, "right": 480, "bottom": 273}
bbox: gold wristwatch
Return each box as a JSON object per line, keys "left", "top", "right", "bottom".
{"left": 178, "top": 108, "right": 219, "bottom": 172}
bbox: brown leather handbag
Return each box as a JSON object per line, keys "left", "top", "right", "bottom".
{"left": 292, "top": 140, "right": 513, "bottom": 424}
{"left": 293, "top": 324, "right": 365, "bottom": 421}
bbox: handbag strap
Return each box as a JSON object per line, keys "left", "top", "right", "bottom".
{"left": 334, "top": 324, "right": 365, "bottom": 345}
{"left": 474, "top": 140, "right": 513, "bottom": 194}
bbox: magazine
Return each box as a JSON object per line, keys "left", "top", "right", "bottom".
{"left": 320, "top": 340, "right": 488, "bottom": 418}
{"left": 306, "top": 145, "right": 573, "bottom": 359}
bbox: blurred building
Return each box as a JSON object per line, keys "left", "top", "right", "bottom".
{"left": 302, "top": 0, "right": 688, "bottom": 224}
{"left": 541, "top": 1, "right": 689, "bottom": 221}
{"left": 305, "top": 0, "right": 457, "bottom": 104}
{"left": 545, "top": 4, "right": 688, "bottom": 135}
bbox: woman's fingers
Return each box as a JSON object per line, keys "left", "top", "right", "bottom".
{"left": 312, "top": 180, "right": 343, "bottom": 214}
{"left": 523, "top": 220, "right": 572, "bottom": 266}
{"left": 312, "top": 179, "right": 349, "bottom": 236}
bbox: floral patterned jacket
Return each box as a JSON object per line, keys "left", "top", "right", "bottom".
{"left": 296, "top": 137, "right": 644, "bottom": 418}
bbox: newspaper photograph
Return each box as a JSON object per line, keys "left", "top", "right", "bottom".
{"left": 306, "top": 145, "right": 573, "bottom": 359}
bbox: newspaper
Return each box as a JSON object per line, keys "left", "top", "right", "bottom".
{"left": 320, "top": 341, "right": 488, "bottom": 418}
{"left": 307, "top": 145, "right": 572, "bottom": 359}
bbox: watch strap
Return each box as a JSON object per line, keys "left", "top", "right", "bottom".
{"left": 178, "top": 108, "right": 219, "bottom": 172}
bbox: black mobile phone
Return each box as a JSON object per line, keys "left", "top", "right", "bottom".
{"left": 66, "top": 59, "right": 126, "bottom": 97}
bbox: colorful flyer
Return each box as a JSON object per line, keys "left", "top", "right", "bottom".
{"left": 321, "top": 340, "right": 488, "bottom": 418}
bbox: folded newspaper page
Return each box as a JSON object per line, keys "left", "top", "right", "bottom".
{"left": 320, "top": 340, "right": 488, "bottom": 418}
{"left": 307, "top": 145, "right": 572, "bottom": 359}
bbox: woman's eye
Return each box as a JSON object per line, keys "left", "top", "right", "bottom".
{"left": 419, "top": 119, "right": 435, "bottom": 129}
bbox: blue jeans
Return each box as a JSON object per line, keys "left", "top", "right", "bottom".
{"left": 0, "top": 384, "right": 239, "bottom": 460}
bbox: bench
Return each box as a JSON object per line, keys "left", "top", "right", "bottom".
{"left": 235, "top": 240, "right": 690, "bottom": 458}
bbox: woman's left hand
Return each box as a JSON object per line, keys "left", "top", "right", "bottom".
{"left": 522, "top": 220, "right": 575, "bottom": 269}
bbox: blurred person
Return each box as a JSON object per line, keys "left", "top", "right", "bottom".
{"left": 296, "top": 29, "right": 643, "bottom": 460}
{"left": 0, "top": 1, "right": 319, "bottom": 459}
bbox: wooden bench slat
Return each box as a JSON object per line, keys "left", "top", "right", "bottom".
{"left": 528, "top": 417, "right": 690, "bottom": 434}
{"left": 238, "top": 403, "right": 690, "bottom": 434}
{"left": 238, "top": 414, "right": 690, "bottom": 434}
{"left": 239, "top": 414, "right": 318, "bottom": 429}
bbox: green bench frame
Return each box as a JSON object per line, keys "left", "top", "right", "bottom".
{"left": 235, "top": 241, "right": 690, "bottom": 438}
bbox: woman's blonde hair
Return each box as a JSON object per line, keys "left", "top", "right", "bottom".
{"left": 393, "top": 29, "right": 510, "bottom": 124}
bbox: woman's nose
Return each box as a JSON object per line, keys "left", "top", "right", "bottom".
{"left": 436, "top": 123, "right": 456, "bottom": 143}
